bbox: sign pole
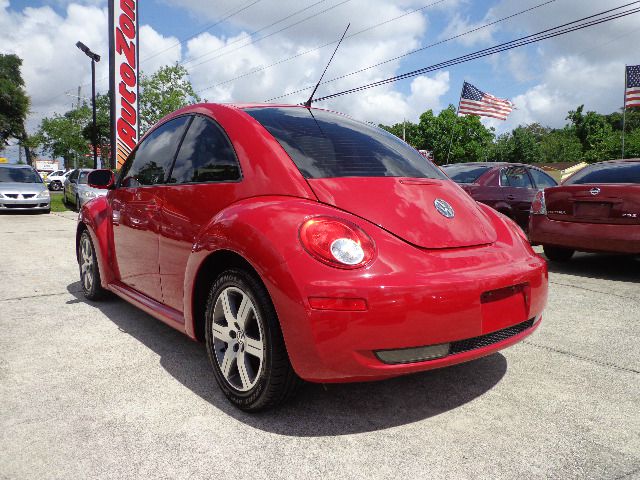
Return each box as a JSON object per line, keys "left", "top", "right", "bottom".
{"left": 109, "top": 0, "right": 140, "bottom": 171}
{"left": 445, "top": 81, "right": 465, "bottom": 165}
{"left": 622, "top": 64, "right": 627, "bottom": 160}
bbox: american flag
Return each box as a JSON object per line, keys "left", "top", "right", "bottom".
{"left": 626, "top": 65, "right": 640, "bottom": 108}
{"left": 458, "top": 81, "right": 514, "bottom": 120}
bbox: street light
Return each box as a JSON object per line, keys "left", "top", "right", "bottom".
{"left": 75, "top": 41, "right": 100, "bottom": 169}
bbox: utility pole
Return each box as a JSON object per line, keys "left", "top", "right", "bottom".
{"left": 76, "top": 86, "right": 81, "bottom": 109}
{"left": 75, "top": 41, "right": 100, "bottom": 169}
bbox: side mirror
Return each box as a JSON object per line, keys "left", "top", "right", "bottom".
{"left": 88, "top": 169, "right": 115, "bottom": 189}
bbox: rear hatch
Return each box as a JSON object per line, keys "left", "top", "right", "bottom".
{"left": 308, "top": 177, "right": 497, "bottom": 249}
{"left": 545, "top": 185, "right": 640, "bottom": 225}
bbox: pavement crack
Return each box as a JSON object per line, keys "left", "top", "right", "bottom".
{"left": 522, "top": 341, "right": 640, "bottom": 375}
{"left": 0, "top": 290, "right": 82, "bottom": 302}
{"left": 549, "top": 280, "right": 640, "bottom": 304}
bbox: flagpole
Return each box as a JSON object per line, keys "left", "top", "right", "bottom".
{"left": 622, "top": 64, "right": 627, "bottom": 160}
{"left": 445, "top": 81, "right": 465, "bottom": 165}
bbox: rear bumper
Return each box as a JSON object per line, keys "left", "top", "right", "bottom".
{"left": 268, "top": 228, "right": 548, "bottom": 382}
{"left": 529, "top": 215, "right": 640, "bottom": 254}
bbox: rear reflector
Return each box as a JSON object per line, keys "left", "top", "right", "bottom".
{"left": 375, "top": 343, "right": 450, "bottom": 364}
{"left": 308, "top": 297, "right": 368, "bottom": 311}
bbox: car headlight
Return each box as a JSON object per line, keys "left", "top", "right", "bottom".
{"left": 36, "top": 190, "right": 50, "bottom": 199}
{"left": 81, "top": 191, "right": 97, "bottom": 199}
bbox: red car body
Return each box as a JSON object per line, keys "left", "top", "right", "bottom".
{"left": 529, "top": 159, "right": 640, "bottom": 257}
{"left": 78, "top": 104, "right": 547, "bottom": 387}
{"left": 442, "top": 162, "right": 558, "bottom": 231}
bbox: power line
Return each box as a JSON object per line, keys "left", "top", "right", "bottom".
{"left": 183, "top": 0, "right": 353, "bottom": 72}
{"left": 272, "top": 1, "right": 640, "bottom": 104}
{"left": 195, "top": 0, "right": 450, "bottom": 95}
{"left": 265, "top": 0, "right": 558, "bottom": 102}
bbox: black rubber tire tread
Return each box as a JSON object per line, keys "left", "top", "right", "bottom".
{"left": 543, "top": 245, "right": 574, "bottom": 262}
{"left": 204, "top": 268, "right": 302, "bottom": 412}
{"left": 79, "top": 230, "right": 107, "bottom": 301}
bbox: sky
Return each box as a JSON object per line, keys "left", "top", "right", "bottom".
{"left": 1, "top": 0, "right": 640, "bottom": 162}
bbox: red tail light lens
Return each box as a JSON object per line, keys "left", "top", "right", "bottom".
{"left": 299, "top": 216, "right": 375, "bottom": 269}
{"left": 531, "top": 190, "right": 547, "bottom": 215}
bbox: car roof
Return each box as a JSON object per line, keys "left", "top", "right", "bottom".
{"left": 442, "top": 162, "right": 530, "bottom": 168}
{"left": 0, "top": 164, "right": 34, "bottom": 169}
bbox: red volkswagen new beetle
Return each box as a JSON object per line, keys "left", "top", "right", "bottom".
{"left": 77, "top": 104, "right": 548, "bottom": 411}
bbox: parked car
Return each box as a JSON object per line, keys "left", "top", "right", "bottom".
{"left": 529, "top": 159, "right": 640, "bottom": 261}
{"left": 77, "top": 104, "right": 548, "bottom": 411}
{"left": 63, "top": 168, "right": 108, "bottom": 210}
{"left": 0, "top": 164, "right": 50, "bottom": 213}
{"left": 441, "top": 162, "right": 558, "bottom": 231}
{"left": 45, "top": 170, "right": 71, "bottom": 191}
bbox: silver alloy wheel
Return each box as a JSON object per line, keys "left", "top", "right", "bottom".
{"left": 80, "top": 235, "right": 94, "bottom": 292}
{"left": 211, "top": 286, "right": 264, "bottom": 392}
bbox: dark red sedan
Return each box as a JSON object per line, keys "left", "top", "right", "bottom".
{"left": 77, "top": 104, "right": 548, "bottom": 411}
{"left": 529, "top": 159, "right": 640, "bottom": 261}
{"left": 442, "top": 162, "right": 558, "bottom": 231}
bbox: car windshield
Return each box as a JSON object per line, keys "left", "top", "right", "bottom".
{"left": 245, "top": 107, "right": 446, "bottom": 179}
{"left": 442, "top": 164, "right": 491, "bottom": 183}
{"left": 565, "top": 162, "right": 640, "bottom": 184}
{"left": 79, "top": 171, "right": 90, "bottom": 184}
{"left": 0, "top": 168, "right": 42, "bottom": 183}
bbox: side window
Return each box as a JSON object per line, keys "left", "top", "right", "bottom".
{"left": 501, "top": 167, "right": 533, "bottom": 188}
{"left": 119, "top": 116, "right": 190, "bottom": 188}
{"left": 528, "top": 168, "right": 557, "bottom": 189}
{"left": 69, "top": 170, "right": 79, "bottom": 182}
{"left": 169, "top": 116, "right": 241, "bottom": 184}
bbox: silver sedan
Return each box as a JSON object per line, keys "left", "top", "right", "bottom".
{"left": 0, "top": 164, "right": 50, "bottom": 213}
{"left": 63, "top": 169, "right": 108, "bottom": 210}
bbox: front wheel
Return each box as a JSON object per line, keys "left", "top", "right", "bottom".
{"left": 78, "top": 230, "right": 107, "bottom": 300}
{"left": 205, "top": 269, "right": 301, "bottom": 411}
{"left": 543, "top": 245, "right": 574, "bottom": 262}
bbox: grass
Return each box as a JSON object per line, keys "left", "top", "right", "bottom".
{"left": 49, "top": 193, "right": 72, "bottom": 213}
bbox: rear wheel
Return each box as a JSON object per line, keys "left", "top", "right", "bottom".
{"left": 205, "top": 269, "right": 301, "bottom": 411}
{"left": 78, "top": 230, "right": 106, "bottom": 300}
{"left": 543, "top": 245, "right": 574, "bottom": 262}
{"left": 50, "top": 181, "right": 62, "bottom": 191}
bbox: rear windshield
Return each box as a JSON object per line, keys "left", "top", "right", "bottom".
{"left": 442, "top": 164, "right": 490, "bottom": 183}
{"left": 244, "top": 107, "right": 445, "bottom": 179}
{"left": 0, "top": 168, "right": 42, "bottom": 183}
{"left": 565, "top": 162, "right": 640, "bottom": 184}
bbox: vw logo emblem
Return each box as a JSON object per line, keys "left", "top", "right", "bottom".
{"left": 590, "top": 187, "right": 601, "bottom": 196}
{"left": 434, "top": 198, "right": 455, "bottom": 218}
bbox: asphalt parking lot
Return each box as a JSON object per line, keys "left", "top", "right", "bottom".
{"left": 1, "top": 212, "right": 638, "bottom": 480}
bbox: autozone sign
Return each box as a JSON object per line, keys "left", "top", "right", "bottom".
{"left": 109, "top": 0, "right": 139, "bottom": 169}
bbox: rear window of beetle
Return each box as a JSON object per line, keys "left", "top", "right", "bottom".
{"left": 244, "top": 107, "right": 445, "bottom": 180}
{"left": 565, "top": 162, "right": 640, "bottom": 184}
{"left": 442, "top": 165, "right": 490, "bottom": 183}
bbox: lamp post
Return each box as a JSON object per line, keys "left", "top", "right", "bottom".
{"left": 75, "top": 41, "right": 100, "bottom": 169}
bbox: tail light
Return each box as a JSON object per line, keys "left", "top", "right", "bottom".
{"left": 299, "top": 216, "right": 375, "bottom": 269}
{"left": 531, "top": 190, "right": 547, "bottom": 215}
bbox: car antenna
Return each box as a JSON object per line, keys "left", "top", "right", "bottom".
{"left": 303, "top": 23, "right": 350, "bottom": 109}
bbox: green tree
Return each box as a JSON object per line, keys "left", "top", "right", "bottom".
{"left": 417, "top": 106, "right": 495, "bottom": 164}
{"left": 81, "top": 93, "right": 111, "bottom": 165}
{"left": 539, "top": 128, "right": 583, "bottom": 163}
{"left": 34, "top": 106, "right": 93, "bottom": 168}
{"left": 139, "top": 64, "right": 200, "bottom": 134}
{"left": 0, "top": 54, "right": 31, "bottom": 163}
{"left": 380, "top": 120, "right": 422, "bottom": 148}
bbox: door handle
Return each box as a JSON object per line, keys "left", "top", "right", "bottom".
{"left": 506, "top": 195, "right": 516, "bottom": 200}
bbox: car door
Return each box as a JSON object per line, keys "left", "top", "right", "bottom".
{"left": 65, "top": 169, "right": 78, "bottom": 202}
{"left": 110, "top": 116, "right": 191, "bottom": 301}
{"left": 500, "top": 166, "right": 536, "bottom": 229}
{"left": 158, "top": 115, "right": 244, "bottom": 312}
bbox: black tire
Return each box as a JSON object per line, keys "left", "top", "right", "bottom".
{"left": 205, "top": 268, "right": 301, "bottom": 411}
{"left": 50, "top": 181, "right": 62, "bottom": 191}
{"left": 75, "top": 195, "right": 81, "bottom": 212}
{"left": 543, "top": 245, "right": 574, "bottom": 262}
{"left": 78, "top": 230, "right": 107, "bottom": 300}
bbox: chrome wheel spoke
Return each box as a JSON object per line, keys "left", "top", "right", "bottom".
{"left": 236, "top": 295, "right": 252, "bottom": 329}
{"left": 219, "top": 348, "right": 236, "bottom": 379}
{"left": 237, "top": 352, "right": 251, "bottom": 390}
{"left": 244, "top": 337, "right": 263, "bottom": 361}
{"left": 220, "top": 290, "right": 235, "bottom": 325}
{"left": 211, "top": 322, "right": 232, "bottom": 343}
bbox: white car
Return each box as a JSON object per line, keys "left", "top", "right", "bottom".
{"left": 46, "top": 170, "right": 71, "bottom": 191}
